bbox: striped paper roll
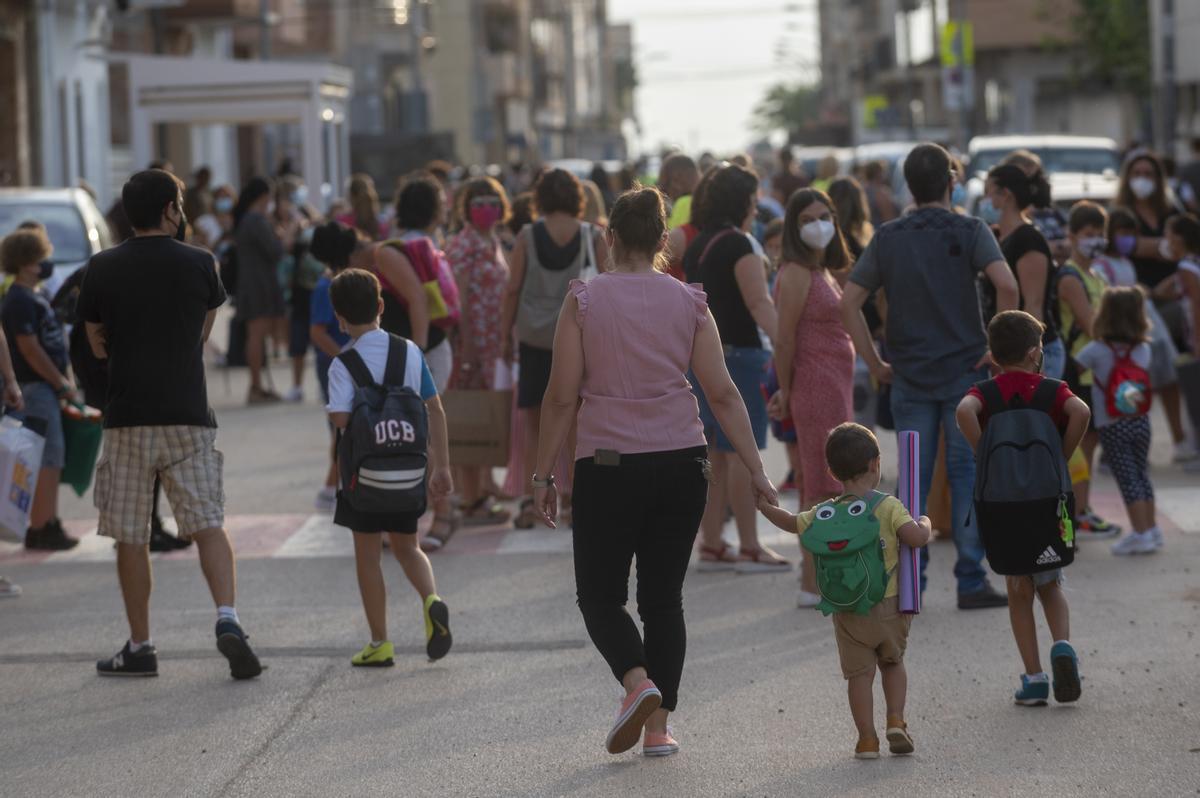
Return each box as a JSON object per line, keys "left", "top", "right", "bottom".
{"left": 898, "top": 430, "right": 922, "bottom": 615}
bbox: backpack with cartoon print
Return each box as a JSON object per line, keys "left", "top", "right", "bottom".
{"left": 800, "top": 491, "right": 890, "bottom": 617}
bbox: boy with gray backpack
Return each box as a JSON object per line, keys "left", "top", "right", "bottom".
{"left": 759, "top": 423, "right": 931, "bottom": 760}
{"left": 325, "top": 269, "right": 454, "bottom": 667}
{"left": 957, "top": 311, "right": 1091, "bottom": 707}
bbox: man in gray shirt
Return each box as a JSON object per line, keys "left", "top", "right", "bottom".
{"left": 840, "top": 143, "right": 1019, "bottom": 610}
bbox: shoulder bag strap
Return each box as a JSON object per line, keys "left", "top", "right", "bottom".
{"left": 382, "top": 333, "right": 410, "bottom": 388}
{"left": 337, "top": 347, "right": 375, "bottom": 389}
{"left": 976, "top": 379, "right": 1008, "bottom": 417}
{"left": 1030, "top": 377, "right": 1063, "bottom": 414}
{"left": 698, "top": 227, "right": 739, "bottom": 265}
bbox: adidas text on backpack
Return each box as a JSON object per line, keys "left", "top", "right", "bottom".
{"left": 972, "top": 378, "right": 1076, "bottom": 575}
{"left": 337, "top": 334, "right": 430, "bottom": 515}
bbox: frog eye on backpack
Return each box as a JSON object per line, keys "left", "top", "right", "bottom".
{"left": 815, "top": 506, "right": 836, "bottom": 521}
{"left": 847, "top": 500, "right": 867, "bottom": 516}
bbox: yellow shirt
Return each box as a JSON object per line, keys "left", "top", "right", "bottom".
{"left": 1057, "top": 259, "right": 1109, "bottom": 387}
{"left": 667, "top": 195, "right": 692, "bottom": 230}
{"left": 795, "top": 493, "right": 913, "bottom": 598}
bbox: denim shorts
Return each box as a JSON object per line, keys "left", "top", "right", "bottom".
{"left": 694, "top": 346, "right": 769, "bottom": 452}
{"left": 19, "top": 382, "right": 64, "bottom": 470}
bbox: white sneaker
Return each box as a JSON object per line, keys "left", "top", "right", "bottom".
{"left": 1111, "top": 531, "right": 1157, "bottom": 556}
{"left": 1172, "top": 441, "right": 1199, "bottom": 463}
{"left": 314, "top": 486, "right": 337, "bottom": 512}
{"left": 284, "top": 386, "right": 304, "bottom": 403}
{"left": 1149, "top": 527, "right": 1164, "bottom": 549}
{"left": 0, "top": 577, "right": 21, "bottom": 598}
{"left": 796, "top": 590, "right": 821, "bottom": 608}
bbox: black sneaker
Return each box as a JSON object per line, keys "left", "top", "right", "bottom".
{"left": 957, "top": 584, "right": 1009, "bottom": 610}
{"left": 96, "top": 641, "right": 158, "bottom": 677}
{"left": 149, "top": 517, "right": 192, "bottom": 552}
{"left": 24, "top": 520, "right": 79, "bottom": 551}
{"left": 216, "top": 619, "right": 263, "bottom": 680}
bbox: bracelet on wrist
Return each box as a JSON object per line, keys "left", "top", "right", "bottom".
{"left": 531, "top": 473, "right": 555, "bottom": 489}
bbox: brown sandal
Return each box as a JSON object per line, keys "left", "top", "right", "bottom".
{"left": 420, "top": 514, "right": 460, "bottom": 552}
{"left": 512, "top": 498, "right": 538, "bottom": 530}
{"left": 461, "top": 496, "right": 512, "bottom": 527}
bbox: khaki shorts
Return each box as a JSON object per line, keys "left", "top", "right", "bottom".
{"left": 832, "top": 596, "right": 912, "bottom": 679}
{"left": 94, "top": 426, "right": 224, "bottom": 545}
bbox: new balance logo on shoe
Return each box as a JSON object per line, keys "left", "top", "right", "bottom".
{"left": 1036, "top": 547, "right": 1062, "bottom": 566}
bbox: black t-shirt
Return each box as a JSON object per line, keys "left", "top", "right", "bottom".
{"left": 2, "top": 284, "right": 69, "bottom": 385}
{"left": 1131, "top": 210, "right": 1176, "bottom": 288}
{"left": 78, "top": 236, "right": 226, "bottom": 428}
{"left": 983, "top": 223, "right": 1059, "bottom": 343}
{"left": 684, "top": 227, "right": 762, "bottom": 349}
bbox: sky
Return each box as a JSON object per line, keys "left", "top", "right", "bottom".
{"left": 607, "top": 0, "right": 820, "bottom": 157}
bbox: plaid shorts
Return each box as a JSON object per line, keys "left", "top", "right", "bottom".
{"left": 94, "top": 426, "right": 225, "bottom": 545}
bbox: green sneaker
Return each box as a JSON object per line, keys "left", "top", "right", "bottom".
{"left": 351, "top": 641, "right": 395, "bottom": 667}
{"left": 423, "top": 595, "right": 452, "bottom": 661}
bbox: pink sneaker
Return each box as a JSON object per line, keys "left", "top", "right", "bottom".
{"left": 606, "top": 680, "right": 662, "bottom": 754}
{"left": 644, "top": 728, "right": 680, "bottom": 757}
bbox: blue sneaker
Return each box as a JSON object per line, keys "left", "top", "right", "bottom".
{"left": 1050, "top": 642, "right": 1081, "bottom": 703}
{"left": 1014, "top": 673, "right": 1049, "bottom": 706}
{"left": 216, "top": 619, "right": 262, "bottom": 680}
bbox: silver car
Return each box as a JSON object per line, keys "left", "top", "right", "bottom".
{"left": 0, "top": 188, "right": 114, "bottom": 299}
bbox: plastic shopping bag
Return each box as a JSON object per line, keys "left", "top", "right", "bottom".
{"left": 0, "top": 416, "right": 44, "bottom": 542}
{"left": 62, "top": 403, "right": 103, "bottom": 497}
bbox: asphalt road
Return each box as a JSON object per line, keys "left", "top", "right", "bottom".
{"left": 2, "top": 358, "right": 1199, "bottom": 797}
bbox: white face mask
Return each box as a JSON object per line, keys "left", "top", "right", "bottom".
{"left": 800, "top": 219, "right": 836, "bottom": 251}
{"left": 1079, "top": 236, "right": 1108, "bottom": 259}
{"left": 1129, "top": 176, "right": 1156, "bottom": 199}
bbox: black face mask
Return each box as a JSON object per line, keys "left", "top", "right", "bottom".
{"left": 38, "top": 260, "right": 54, "bottom": 281}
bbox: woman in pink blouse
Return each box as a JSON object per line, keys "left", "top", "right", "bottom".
{"left": 531, "top": 187, "right": 777, "bottom": 758}
{"left": 446, "top": 177, "right": 513, "bottom": 526}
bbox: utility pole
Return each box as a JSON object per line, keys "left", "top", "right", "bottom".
{"left": 259, "top": 0, "right": 271, "bottom": 59}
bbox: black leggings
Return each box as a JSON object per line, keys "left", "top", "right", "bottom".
{"left": 572, "top": 447, "right": 708, "bottom": 712}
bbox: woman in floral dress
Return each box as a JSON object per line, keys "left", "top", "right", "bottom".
{"left": 446, "top": 177, "right": 513, "bottom": 525}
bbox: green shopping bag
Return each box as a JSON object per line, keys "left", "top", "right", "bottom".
{"left": 62, "top": 404, "right": 103, "bottom": 497}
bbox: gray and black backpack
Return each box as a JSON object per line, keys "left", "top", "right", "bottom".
{"left": 972, "top": 377, "right": 1076, "bottom": 574}
{"left": 336, "top": 334, "right": 429, "bottom": 515}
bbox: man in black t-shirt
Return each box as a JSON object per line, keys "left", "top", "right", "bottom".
{"left": 79, "top": 169, "right": 261, "bottom": 681}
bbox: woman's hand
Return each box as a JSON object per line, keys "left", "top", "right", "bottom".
{"left": 869, "top": 359, "right": 894, "bottom": 384}
{"left": 767, "top": 389, "right": 790, "bottom": 421}
{"left": 1152, "top": 279, "right": 1181, "bottom": 302}
{"left": 750, "top": 470, "right": 779, "bottom": 508}
{"left": 534, "top": 484, "right": 558, "bottom": 528}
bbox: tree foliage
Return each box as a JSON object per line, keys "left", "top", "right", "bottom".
{"left": 752, "top": 83, "right": 820, "bottom": 136}
{"left": 1043, "top": 0, "right": 1151, "bottom": 94}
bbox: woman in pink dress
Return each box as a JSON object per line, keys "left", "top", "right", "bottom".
{"left": 769, "top": 188, "right": 855, "bottom": 606}
{"left": 445, "top": 177, "right": 514, "bottom": 526}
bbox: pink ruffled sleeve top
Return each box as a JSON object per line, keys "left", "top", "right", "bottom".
{"left": 570, "top": 272, "right": 710, "bottom": 460}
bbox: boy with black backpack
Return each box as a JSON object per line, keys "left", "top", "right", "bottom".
{"left": 759, "top": 423, "right": 932, "bottom": 760}
{"left": 325, "top": 268, "right": 454, "bottom": 666}
{"left": 956, "top": 311, "right": 1091, "bottom": 707}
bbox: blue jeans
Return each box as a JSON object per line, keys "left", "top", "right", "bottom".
{"left": 890, "top": 368, "right": 991, "bottom": 596}
{"left": 1042, "top": 337, "right": 1066, "bottom": 381}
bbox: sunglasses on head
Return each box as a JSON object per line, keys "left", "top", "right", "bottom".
{"left": 470, "top": 196, "right": 502, "bottom": 207}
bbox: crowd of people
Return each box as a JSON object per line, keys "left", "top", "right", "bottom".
{"left": 1, "top": 135, "right": 1198, "bottom": 760}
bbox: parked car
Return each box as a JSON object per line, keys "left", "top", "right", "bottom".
{"left": 0, "top": 188, "right": 113, "bottom": 298}
{"left": 964, "top": 134, "right": 1121, "bottom": 215}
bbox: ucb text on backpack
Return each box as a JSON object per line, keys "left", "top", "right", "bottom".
{"left": 800, "top": 491, "right": 890, "bottom": 617}
{"left": 336, "top": 334, "right": 429, "bottom": 515}
{"left": 972, "top": 378, "right": 1075, "bottom": 575}
{"left": 1104, "top": 344, "right": 1152, "bottom": 418}
{"left": 377, "top": 238, "right": 461, "bottom": 330}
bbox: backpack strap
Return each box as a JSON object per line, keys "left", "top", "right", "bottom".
{"left": 1030, "top": 377, "right": 1063, "bottom": 415}
{"left": 337, "top": 348, "right": 375, "bottom": 389}
{"left": 382, "top": 333, "right": 410, "bottom": 388}
{"left": 974, "top": 379, "right": 1008, "bottom": 417}
{"left": 866, "top": 490, "right": 889, "bottom": 512}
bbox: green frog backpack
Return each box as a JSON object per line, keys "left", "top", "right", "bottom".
{"left": 800, "top": 491, "right": 891, "bottom": 617}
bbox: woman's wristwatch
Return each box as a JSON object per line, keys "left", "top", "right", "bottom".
{"left": 531, "top": 473, "right": 555, "bottom": 489}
